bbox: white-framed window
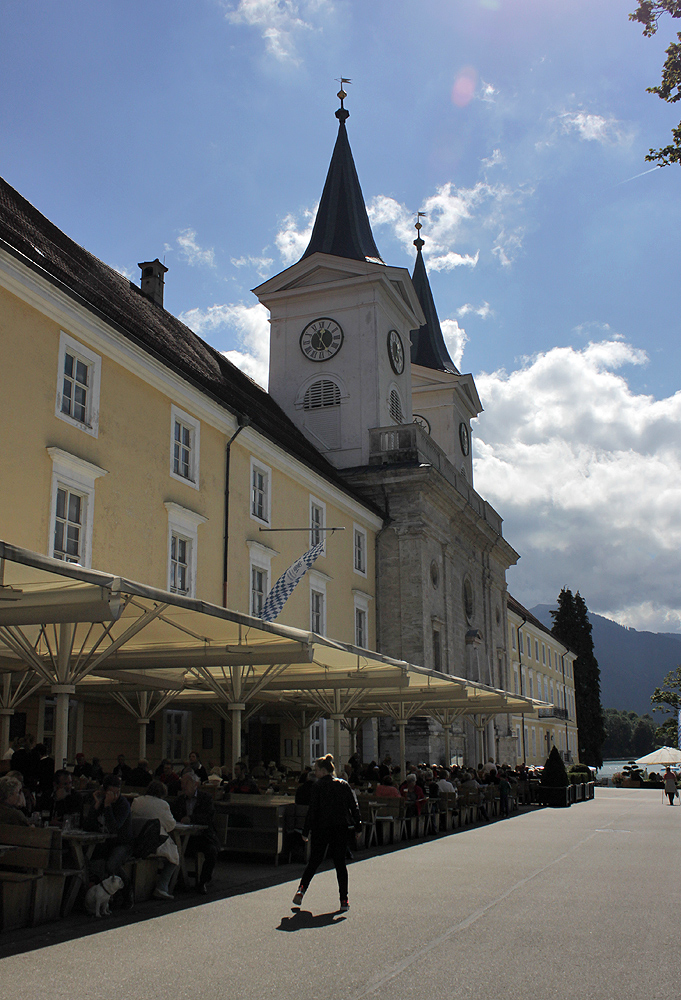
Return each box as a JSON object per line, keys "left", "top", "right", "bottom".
{"left": 542, "top": 643, "right": 546, "bottom": 665}
{"left": 309, "top": 570, "right": 329, "bottom": 635}
{"left": 309, "top": 718, "right": 326, "bottom": 760}
{"left": 246, "top": 540, "right": 277, "bottom": 617}
{"left": 353, "top": 524, "right": 367, "bottom": 576}
{"left": 528, "top": 671, "right": 534, "bottom": 699}
{"left": 544, "top": 676, "right": 549, "bottom": 702}
{"left": 310, "top": 496, "right": 326, "bottom": 552}
{"left": 47, "top": 447, "right": 107, "bottom": 568}
{"left": 169, "top": 404, "right": 200, "bottom": 489}
{"left": 250, "top": 458, "right": 271, "bottom": 525}
{"left": 164, "top": 709, "right": 189, "bottom": 762}
{"left": 535, "top": 639, "right": 539, "bottom": 660}
{"left": 526, "top": 635, "right": 531, "bottom": 657}
{"left": 353, "top": 590, "right": 370, "bottom": 648}
{"left": 55, "top": 332, "right": 101, "bottom": 437}
{"left": 521, "top": 667, "right": 526, "bottom": 696}
{"left": 164, "top": 502, "right": 207, "bottom": 598}
{"left": 511, "top": 629, "right": 516, "bottom": 651}
{"left": 513, "top": 665, "right": 519, "bottom": 695}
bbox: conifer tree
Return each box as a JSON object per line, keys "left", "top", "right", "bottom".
{"left": 550, "top": 588, "right": 606, "bottom": 767}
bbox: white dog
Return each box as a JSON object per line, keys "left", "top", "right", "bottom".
{"left": 84, "top": 875, "right": 124, "bottom": 917}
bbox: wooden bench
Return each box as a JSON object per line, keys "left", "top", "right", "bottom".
{"left": 0, "top": 824, "right": 72, "bottom": 928}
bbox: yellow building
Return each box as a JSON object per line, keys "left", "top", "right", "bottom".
{"left": 0, "top": 177, "right": 381, "bottom": 770}
{"left": 507, "top": 596, "right": 579, "bottom": 765}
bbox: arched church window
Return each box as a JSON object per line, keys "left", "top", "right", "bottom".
{"left": 302, "top": 380, "right": 341, "bottom": 410}
{"left": 389, "top": 388, "right": 403, "bottom": 424}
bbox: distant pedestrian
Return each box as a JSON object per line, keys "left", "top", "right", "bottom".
{"left": 663, "top": 767, "right": 677, "bottom": 805}
{"left": 292, "top": 754, "right": 361, "bottom": 913}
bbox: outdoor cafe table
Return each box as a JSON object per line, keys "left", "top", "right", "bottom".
{"left": 61, "top": 830, "right": 116, "bottom": 912}
{"left": 169, "top": 823, "right": 208, "bottom": 891}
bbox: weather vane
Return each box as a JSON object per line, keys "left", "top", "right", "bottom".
{"left": 414, "top": 211, "right": 426, "bottom": 251}
{"left": 336, "top": 77, "right": 351, "bottom": 122}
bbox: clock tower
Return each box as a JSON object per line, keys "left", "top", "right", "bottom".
{"left": 253, "top": 89, "right": 424, "bottom": 469}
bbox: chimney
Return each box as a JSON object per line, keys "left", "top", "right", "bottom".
{"left": 138, "top": 259, "right": 168, "bottom": 308}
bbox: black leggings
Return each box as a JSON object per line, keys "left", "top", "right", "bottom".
{"left": 301, "top": 827, "right": 349, "bottom": 899}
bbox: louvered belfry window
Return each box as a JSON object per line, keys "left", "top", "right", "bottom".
{"left": 389, "top": 388, "right": 403, "bottom": 424}
{"left": 303, "top": 380, "right": 341, "bottom": 410}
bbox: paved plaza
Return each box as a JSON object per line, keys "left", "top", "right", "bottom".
{"left": 2, "top": 788, "right": 678, "bottom": 999}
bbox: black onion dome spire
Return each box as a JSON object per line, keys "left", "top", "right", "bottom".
{"left": 301, "top": 85, "right": 383, "bottom": 264}
{"left": 410, "top": 220, "right": 459, "bottom": 374}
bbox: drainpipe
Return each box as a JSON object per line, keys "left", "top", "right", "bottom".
{"left": 517, "top": 615, "right": 527, "bottom": 764}
{"left": 223, "top": 415, "right": 250, "bottom": 608}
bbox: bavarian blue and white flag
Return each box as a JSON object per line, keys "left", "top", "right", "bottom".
{"left": 258, "top": 539, "right": 326, "bottom": 623}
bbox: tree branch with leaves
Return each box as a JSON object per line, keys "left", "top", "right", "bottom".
{"left": 630, "top": 1, "right": 681, "bottom": 165}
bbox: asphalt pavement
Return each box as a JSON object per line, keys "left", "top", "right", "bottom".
{"left": 3, "top": 788, "right": 678, "bottom": 1000}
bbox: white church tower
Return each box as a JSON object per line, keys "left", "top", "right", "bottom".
{"left": 253, "top": 86, "right": 424, "bottom": 469}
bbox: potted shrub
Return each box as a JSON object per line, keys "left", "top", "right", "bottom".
{"left": 538, "top": 746, "right": 571, "bottom": 808}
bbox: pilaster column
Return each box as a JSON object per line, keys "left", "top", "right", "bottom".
{"left": 329, "top": 715, "right": 344, "bottom": 773}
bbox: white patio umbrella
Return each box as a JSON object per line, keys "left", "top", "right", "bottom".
{"left": 635, "top": 747, "right": 681, "bottom": 766}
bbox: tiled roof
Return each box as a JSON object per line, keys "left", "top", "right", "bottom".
{"left": 0, "top": 175, "right": 383, "bottom": 517}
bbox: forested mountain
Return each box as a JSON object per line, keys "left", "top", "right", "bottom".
{"left": 529, "top": 605, "right": 681, "bottom": 716}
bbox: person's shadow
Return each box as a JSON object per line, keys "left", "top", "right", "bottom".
{"left": 277, "top": 908, "right": 346, "bottom": 932}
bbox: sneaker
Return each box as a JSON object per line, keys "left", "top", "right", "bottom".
{"left": 153, "top": 888, "right": 174, "bottom": 901}
{"left": 292, "top": 884, "right": 305, "bottom": 906}
{"left": 339, "top": 898, "right": 349, "bottom": 912}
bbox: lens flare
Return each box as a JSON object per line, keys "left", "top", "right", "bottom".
{"left": 452, "top": 67, "right": 478, "bottom": 108}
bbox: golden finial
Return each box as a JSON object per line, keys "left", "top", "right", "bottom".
{"left": 336, "top": 77, "right": 351, "bottom": 122}
{"left": 414, "top": 211, "right": 426, "bottom": 251}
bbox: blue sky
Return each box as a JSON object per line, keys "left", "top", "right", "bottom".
{"left": 3, "top": 1, "right": 681, "bottom": 632}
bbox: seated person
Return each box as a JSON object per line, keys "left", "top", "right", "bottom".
{"left": 90, "top": 757, "right": 104, "bottom": 784}
{"left": 73, "top": 752, "right": 93, "bottom": 779}
{"left": 437, "top": 769, "right": 456, "bottom": 795}
{"left": 206, "top": 767, "right": 223, "bottom": 785}
{"left": 375, "top": 774, "right": 400, "bottom": 798}
{"left": 131, "top": 779, "right": 178, "bottom": 900}
{"left": 170, "top": 772, "right": 220, "bottom": 894}
{"left": 159, "top": 760, "right": 182, "bottom": 796}
{"left": 399, "top": 773, "right": 425, "bottom": 815}
{"left": 294, "top": 770, "right": 316, "bottom": 805}
{"left": 48, "top": 769, "right": 82, "bottom": 825}
{"left": 188, "top": 751, "right": 208, "bottom": 783}
{"left": 251, "top": 759, "right": 267, "bottom": 779}
{"left": 126, "top": 759, "right": 153, "bottom": 788}
{"left": 0, "top": 775, "right": 29, "bottom": 825}
{"left": 6, "top": 769, "right": 35, "bottom": 815}
{"left": 84, "top": 774, "right": 134, "bottom": 901}
{"left": 225, "top": 762, "right": 260, "bottom": 795}
{"left": 113, "top": 754, "right": 132, "bottom": 784}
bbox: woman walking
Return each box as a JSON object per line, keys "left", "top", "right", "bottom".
{"left": 663, "top": 766, "right": 677, "bottom": 805}
{"left": 292, "top": 754, "right": 361, "bottom": 913}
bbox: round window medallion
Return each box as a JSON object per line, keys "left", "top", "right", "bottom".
{"left": 430, "top": 560, "right": 439, "bottom": 589}
{"left": 463, "top": 578, "right": 474, "bottom": 623}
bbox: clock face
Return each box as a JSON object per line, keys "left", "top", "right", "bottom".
{"left": 459, "top": 421, "right": 470, "bottom": 457}
{"left": 300, "top": 318, "right": 343, "bottom": 362}
{"left": 387, "top": 329, "right": 405, "bottom": 374}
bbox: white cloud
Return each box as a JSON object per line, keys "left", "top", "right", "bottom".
{"left": 222, "top": 0, "right": 330, "bottom": 63}
{"left": 441, "top": 319, "right": 468, "bottom": 370}
{"left": 480, "top": 81, "right": 498, "bottom": 104}
{"left": 473, "top": 338, "right": 681, "bottom": 631}
{"left": 558, "top": 111, "right": 628, "bottom": 145}
{"left": 175, "top": 229, "right": 215, "bottom": 268}
{"left": 482, "top": 148, "right": 503, "bottom": 169}
{"left": 457, "top": 301, "right": 492, "bottom": 320}
{"left": 230, "top": 254, "right": 274, "bottom": 277}
{"left": 113, "top": 264, "right": 134, "bottom": 280}
{"left": 275, "top": 207, "right": 316, "bottom": 264}
{"left": 426, "top": 250, "right": 479, "bottom": 272}
{"left": 179, "top": 302, "right": 270, "bottom": 388}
